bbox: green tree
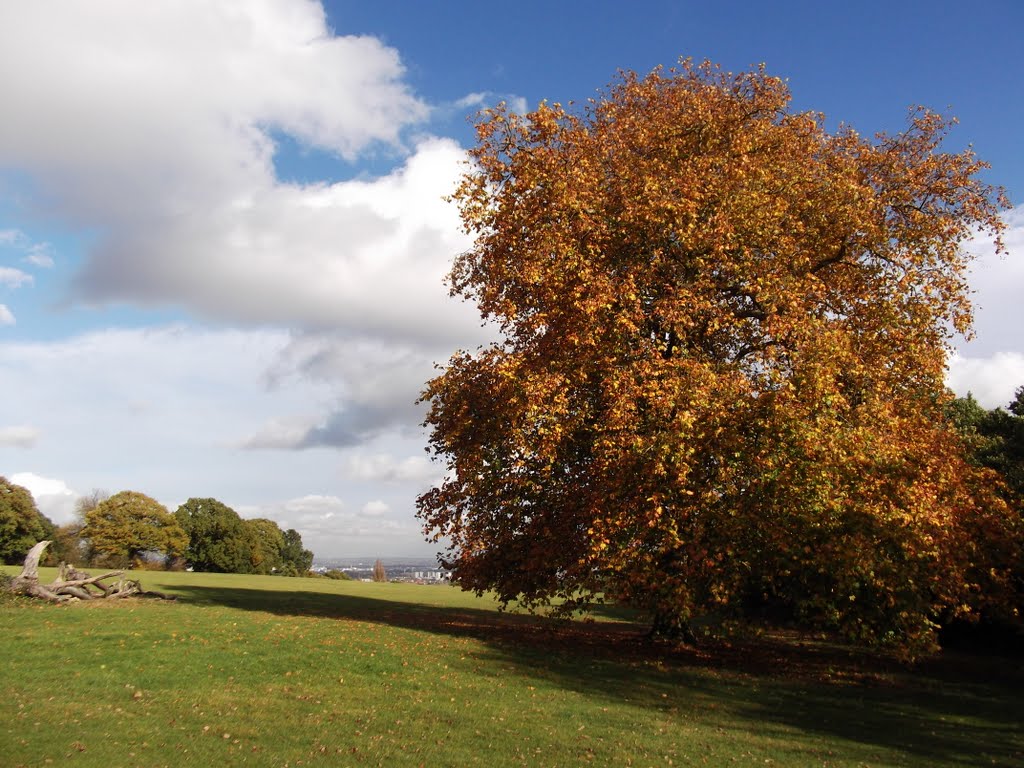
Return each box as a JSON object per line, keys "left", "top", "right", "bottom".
{"left": 279, "top": 528, "right": 313, "bottom": 576}
{"left": 947, "top": 389, "right": 1024, "bottom": 497}
{"left": 174, "top": 497, "right": 252, "bottom": 573}
{"left": 945, "top": 388, "right": 1024, "bottom": 631}
{"left": 0, "top": 477, "right": 54, "bottom": 564}
{"left": 47, "top": 522, "right": 86, "bottom": 566}
{"left": 83, "top": 491, "right": 187, "bottom": 568}
{"left": 418, "top": 60, "right": 1014, "bottom": 653}
{"left": 244, "top": 518, "right": 285, "bottom": 574}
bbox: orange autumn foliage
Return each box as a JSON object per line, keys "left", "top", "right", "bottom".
{"left": 417, "top": 60, "right": 1018, "bottom": 653}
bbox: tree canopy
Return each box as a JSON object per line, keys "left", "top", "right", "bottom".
{"left": 175, "top": 498, "right": 310, "bottom": 575}
{"left": 83, "top": 491, "right": 188, "bottom": 567}
{"left": 948, "top": 388, "right": 1024, "bottom": 499}
{"left": 0, "top": 477, "right": 54, "bottom": 565}
{"left": 174, "top": 497, "right": 253, "bottom": 573}
{"left": 0, "top": 482, "right": 315, "bottom": 576}
{"left": 417, "top": 60, "right": 1017, "bottom": 652}
{"left": 279, "top": 528, "right": 313, "bottom": 576}
{"left": 245, "top": 518, "right": 286, "bottom": 575}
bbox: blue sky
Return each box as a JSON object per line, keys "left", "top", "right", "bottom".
{"left": 1, "top": 0, "right": 1021, "bottom": 559}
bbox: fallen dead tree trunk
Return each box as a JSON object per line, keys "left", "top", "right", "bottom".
{"left": 6, "top": 541, "right": 176, "bottom": 602}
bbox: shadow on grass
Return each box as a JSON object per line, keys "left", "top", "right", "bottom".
{"left": 170, "top": 583, "right": 1024, "bottom": 767}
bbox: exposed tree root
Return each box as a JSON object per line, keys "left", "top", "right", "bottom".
{"left": 6, "top": 541, "right": 176, "bottom": 602}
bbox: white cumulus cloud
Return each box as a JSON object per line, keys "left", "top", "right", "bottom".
{"left": 947, "top": 352, "right": 1024, "bottom": 409}
{"left": 8, "top": 472, "right": 70, "bottom": 496}
{"left": 237, "top": 491, "right": 426, "bottom": 557}
{"left": 0, "top": 0, "right": 483, "bottom": 350}
{"left": 0, "top": 267, "right": 32, "bottom": 289}
{"left": 9, "top": 471, "right": 78, "bottom": 525}
{"left": 342, "top": 452, "right": 438, "bottom": 484}
{"left": 950, "top": 208, "right": 1024, "bottom": 406}
{"left": 950, "top": 207, "right": 1024, "bottom": 405}
{"left": 960, "top": 206, "right": 1024, "bottom": 358}
{"left": 360, "top": 500, "right": 390, "bottom": 517}
{"left": 0, "top": 229, "right": 55, "bottom": 268}
{"left": 25, "top": 246, "right": 55, "bottom": 269}
{"left": 0, "top": 425, "right": 39, "bottom": 448}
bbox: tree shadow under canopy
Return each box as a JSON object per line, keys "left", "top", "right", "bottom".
{"left": 168, "top": 582, "right": 1024, "bottom": 768}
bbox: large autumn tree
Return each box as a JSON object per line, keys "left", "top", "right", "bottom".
{"left": 83, "top": 490, "right": 188, "bottom": 567}
{"left": 417, "top": 61, "right": 1018, "bottom": 652}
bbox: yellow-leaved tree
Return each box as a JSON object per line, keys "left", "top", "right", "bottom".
{"left": 83, "top": 490, "right": 188, "bottom": 568}
{"left": 417, "top": 60, "right": 1019, "bottom": 653}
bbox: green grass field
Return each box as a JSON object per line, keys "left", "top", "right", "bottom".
{"left": 1, "top": 568, "right": 1021, "bottom": 767}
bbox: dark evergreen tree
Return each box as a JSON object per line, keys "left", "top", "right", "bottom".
{"left": 174, "top": 497, "right": 253, "bottom": 573}
{"left": 279, "top": 528, "right": 313, "bottom": 576}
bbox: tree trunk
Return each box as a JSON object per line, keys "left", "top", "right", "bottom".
{"left": 648, "top": 611, "right": 698, "bottom": 645}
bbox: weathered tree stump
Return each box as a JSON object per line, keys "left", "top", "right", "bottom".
{"left": 6, "top": 541, "right": 176, "bottom": 602}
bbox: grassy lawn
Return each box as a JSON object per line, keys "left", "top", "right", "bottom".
{"left": 1, "top": 568, "right": 1021, "bottom": 767}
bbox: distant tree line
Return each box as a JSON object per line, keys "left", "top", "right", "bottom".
{"left": 173, "top": 497, "right": 312, "bottom": 575}
{"left": 0, "top": 484, "right": 312, "bottom": 576}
